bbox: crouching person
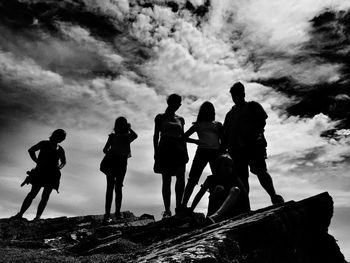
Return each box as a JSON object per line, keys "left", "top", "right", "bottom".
{"left": 190, "top": 154, "right": 250, "bottom": 223}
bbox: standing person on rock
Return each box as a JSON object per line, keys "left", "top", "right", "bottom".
{"left": 181, "top": 101, "right": 223, "bottom": 209}
{"left": 100, "top": 117, "right": 138, "bottom": 223}
{"left": 153, "top": 94, "right": 188, "bottom": 218}
{"left": 223, "top": 82, "right": 284, "bottom": 206}
{"left": 12, "top": 129, "right": 67, "bottom": 220}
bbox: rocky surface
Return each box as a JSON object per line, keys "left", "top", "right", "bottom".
{"left": 0, "top": 192, "right": 347, "bottom": 262}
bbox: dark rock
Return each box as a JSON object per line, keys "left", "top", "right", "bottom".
{"left": 131, "top": 193, "right": 346, "bottom": 262}
{"left": 1, "top": 193, "right": 346, "bottom": 262}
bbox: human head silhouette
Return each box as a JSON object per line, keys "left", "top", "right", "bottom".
{"left": 213, "top": 154, "right": 233, "bottom": 179}
{"left": 196, "top": 101, "right": 215, "bottom": 123}
{"left": 114, "top": 117, "right": 129, "bottom": 134}
{"left": 50, "top": 129, "right": 66, "bottom": 143}
{"left": 230, "top": 82, "right": 245, "bottom": 105}
{"left": 167, "top": 93, "right": 182, "bottom": 113}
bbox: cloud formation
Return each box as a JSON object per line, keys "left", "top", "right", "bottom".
{"left": 1, "top": 0, "right": 350, "bottom": 259}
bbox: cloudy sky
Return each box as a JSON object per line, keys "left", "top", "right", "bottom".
{"left": 0, "top": 0, "right": 349, "bottom": 259}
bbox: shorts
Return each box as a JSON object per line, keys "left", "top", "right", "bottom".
{"left": 107, "top": 155, "right": 128, "bottom": 187}
{"left": 230, "top": 147, "right": 267, "bottom": 193}
{"left": 232, "top": 147, "right": 267, "bottom": 175}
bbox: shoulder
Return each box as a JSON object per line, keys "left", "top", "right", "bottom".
{"left": 175, "top": 115, "right": 185, "bottom": 125}
{"left": 58, "top": 145, "right": 65, "bottom": 154}
{"left": 248, "top": 101, "right": 267, "bottom": 117}
{"left": 248, "top": 100, "right": 261, "bottom": 106}
{"left": 248, "top": 101, "right": 264, "bottom": 110}
{"left": 224, "top": 108, "right": 234, "bottom": 122}
{"left": 213, "top": 121, "right": 223, "bottom": 127}
{"left": 38, "top": 140, "right": 49, "bottom": 147}
{"left": 155, "top": 113, "right": 164, "bottom": 123}
{"left": 225, "top": 107, "right": 235, "bottom": 117}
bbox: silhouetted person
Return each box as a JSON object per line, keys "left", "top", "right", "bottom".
{"left": 12, "top": 129, "right": 67, "bottom": 220}
{"left": 190, "top": 154, "right": 250, "bottom": 223}
{"left": 153, "top": 94, "right": 188, "bottom": 218}
{"left": 181, "top": 101, "right": 223, "bottom": 209}
{"left": 101, "top": 117, "right": 137, "bottom": 223}
{"left": 223, "top": 82, "right": 284, "bottom": 205}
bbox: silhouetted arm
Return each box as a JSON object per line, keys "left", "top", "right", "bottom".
{"left": 217, "top": 122, "right": 226, "bottom": 152}
{"left": 250, "top": 102, "right": 267, "bottom": 141}
{"left": 184, "top": 124, "right": 200, "bottom": 145}
{"left": 103, "top": 135, "right": 112, "bottom": 154}
{"left": 153, "top": 115, "right": 161, "bottom": 159}
{"left": 221, "top": 114, "right": 229, "bottom": 153}
{"left": 28, "top": 141, "right": 43, "bottom": 164}
{"left": 58, "top": 148, "right": 66, "bottom": 169}
{"left": 128, "top": 126, "right": 138, "bottom": 142}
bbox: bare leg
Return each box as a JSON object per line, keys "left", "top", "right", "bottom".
{"left": 18, "top": 185, "right": 41, "bottom": 217}
{"left": 36, "top": 187, "right": 53, "bottom": 219}
{"left": 114, "top": 185, "right": 122, "bottom": 215}
{"left": 207, "top": 185, "right": 226, "bottom": 216}
{"left": 257, "top": 171, "right": 276, "bottom": 196}
{"left": 162, "top": 173, "right": 172, "bottom": 213}
{"left": 175, "top": 166, "right": 185, "bottom": 211}
{"left": 256, "top": 171, "right": 284, "bottom": 204}
{"left": 105, "top": 175, "right": 115, "bottom": 216}
{"left": 209, "top": 187, "right": 240, "bottom": 223}
{"left": 182, "top": 151, "right": 208, "bottom": 207}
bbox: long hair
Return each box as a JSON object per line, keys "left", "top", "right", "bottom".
{"left": 114, "top": 117, "right": 128, "bottom": 134}
{"left": 196, "top": 101, "right": 215, "bottom": 123}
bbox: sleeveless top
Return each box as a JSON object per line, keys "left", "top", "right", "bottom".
{"left": 194, "top": 121, "right": 222, "bottom": 149}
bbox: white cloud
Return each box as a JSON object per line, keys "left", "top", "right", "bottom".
{"left": 1, "top": 1, "right": 350, "bottom": 258}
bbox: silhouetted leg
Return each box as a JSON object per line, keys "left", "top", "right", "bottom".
{"left": 249, "top": 152, "right": 284, "bottom": 204}
{"left": 207, "top": 185, "right": 226, "bottom": 216}
{"left": 175, "top": 166, "right": 185, "bottom": 211}
{"left": 36, "top": 187, "right": 53, "bottom": 219}
{"left": 256, "top": 171, "right": 276, "bottom": 197}
{"left": 162, "top": 173, "right": 172, "bottom": 213}
{"left": 234, "top": 157, "right": 250, "bottom": 194}
{"left": 114, "top": 185, "right": 123, "bottom": 215}
{"left": 209, "top": 187, "right": 240, "bottom": 222}
{"left": 182, "top": 151, "right": 209, "bottom": 207}
{"left": 114, "top": 157, "right": 127, "bottom": 216}
{"left": 105, "top": 174, "right": 115, "bottom": 216}
{"left": 255, "top": 171, "right": 284, "bottom": 204}
{"left": 18, "top": 184, "right": 41, "bottom": 216}
{"left": 234, "top": 177, "right": 251, "bottom": 214}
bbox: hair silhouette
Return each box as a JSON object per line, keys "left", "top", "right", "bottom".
{"left": 196, "top": 101, "right": 215, "bottom": 123}
{"left": 230, "top": 82, "right": 245, "bottom": 95}
{"left": 114, "top": 117, "right": 129, "bottom": 134}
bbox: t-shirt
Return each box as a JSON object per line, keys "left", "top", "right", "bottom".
{"left": 108, "top": 132, "right": 137, "bottom": 158}
{"left": 155, "top": 113, "right": 185, "bottom": 139}
{"left": 194, "top": 121, "right": 222, "bottom": 149}
{"left": 35, "top": 140, "right": 65, "bottom": 169}
{"left": 224, "top": 101, "right": 268, "bottom": 153}
{"left": 29, "top": 140, "right": 65, "bottom": 190}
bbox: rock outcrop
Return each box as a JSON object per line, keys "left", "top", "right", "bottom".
{"left": 0, "top": 192, "right": 347, "bottom": 262}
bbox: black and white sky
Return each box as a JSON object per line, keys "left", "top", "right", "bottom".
{"left": 0, "top": 0, "right": 349, "bottom": 259}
